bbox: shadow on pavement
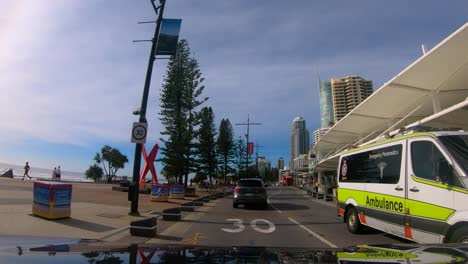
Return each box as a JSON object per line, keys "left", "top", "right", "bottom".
{"left": 155, "top": 234, "right": 183, "bottom": 241}
{"left": 268, "top": 196, "right": 309, "bottom": 201}
{"left": 268, "top": 203, "right": 309, "bottom": 210}
{"left": 53, "top": 218, "right": 115, "bottom": 233}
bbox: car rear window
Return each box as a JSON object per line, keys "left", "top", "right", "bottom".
{"left": 238, "top": 180, "right": 262, "bottom": 187}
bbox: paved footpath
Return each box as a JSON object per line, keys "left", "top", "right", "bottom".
{"left": 0, "top": 178, "right": 209, "bottom": 243}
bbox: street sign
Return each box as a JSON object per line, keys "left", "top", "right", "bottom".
{"left": 131, "top": 122, "right": 148, "bottom": 144}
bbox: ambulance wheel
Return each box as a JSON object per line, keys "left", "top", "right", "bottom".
{"left": 449, "top": 226, "right": 468, "bottom": 243}
{"left": 346, "top": 207, "right": 362, "bottom": 234}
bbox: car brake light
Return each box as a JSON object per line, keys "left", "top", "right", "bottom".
{"left": 234, "top": 187, "right": 240, "bottom": 193}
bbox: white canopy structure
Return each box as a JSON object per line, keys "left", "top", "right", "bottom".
{"left": 313, "top": 23, "right": 468, "bottom": 171}
{"left": 314, "top": 23, "right": 468, "bottom": 155}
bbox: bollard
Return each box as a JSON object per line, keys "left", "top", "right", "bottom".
{"left": 192, "top": 199, "right": 203, "bottom": 206}
{"left": 180, "top": 202, "right": 195, "bottom": 212}
{"left": 130, "top": 217, "right": 157, "bottom": 237}
{"left": 162, "top": 208, "right": 181, "bottom": 221}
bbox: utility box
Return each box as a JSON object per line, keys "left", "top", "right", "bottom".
{"left": 32, "top": 181, "right": 72, "bottom": 219}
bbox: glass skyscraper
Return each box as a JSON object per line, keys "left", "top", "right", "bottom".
{"left": 290, "top": 117, "right": 310, "bottom": 169}
{"left": 319, "top": 79, "right": 335, "bottom": 128}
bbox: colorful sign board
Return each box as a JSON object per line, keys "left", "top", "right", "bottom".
{"left": 150, "top": 184, "right": 169, "bottom": 202}
{"left": 170, "top": 184, "right": 185, "bottom": 199}
{"left": 33, "top": 181, "right": 72, "bottom": 219}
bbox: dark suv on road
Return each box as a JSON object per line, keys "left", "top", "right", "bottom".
{"left": 233, "top": 178, "right": 268, "bottom": 209}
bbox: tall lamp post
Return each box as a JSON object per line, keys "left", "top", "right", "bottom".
{"left": 129, "top": 0, "right": 166, "bottom": 216}
{"left": 236, "top": 115, "right": 261, "bottom": 178}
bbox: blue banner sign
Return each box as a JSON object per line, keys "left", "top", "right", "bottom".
{"left": 156, "top": 19, "right": 182, "bottom": 56}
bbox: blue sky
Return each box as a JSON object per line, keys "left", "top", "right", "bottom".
{"left": 0, "top": 1, "right": 466, "bottom": 176}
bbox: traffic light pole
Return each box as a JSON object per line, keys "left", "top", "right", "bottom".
{"left": 130, "top": 0, "right": 166, "bottom": 216}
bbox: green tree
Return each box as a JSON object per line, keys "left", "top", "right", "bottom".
{"left": 216, "top": 118, "right": 235, "bottom": 184}
{"left": 233, "top": 137, "right": 247, "bottom": 180}
{"left": 196, "top": 107, "right": 217, "bottom": 186}
{"left": 94, "top": 145, "right": 128, "bottom": 182}
{"left": 85, "top": 164, "right": 104, "bottom": 182}
{"left": 159, "top": 39, "right": 208, "bottom": 187}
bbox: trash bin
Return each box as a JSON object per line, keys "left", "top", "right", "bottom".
{"left": 32, "top": 181, "right": 72, "bottom": 219}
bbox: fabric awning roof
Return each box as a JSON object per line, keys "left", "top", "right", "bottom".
{"left": 314, "top": 23, "right": 468, "bottom": 154}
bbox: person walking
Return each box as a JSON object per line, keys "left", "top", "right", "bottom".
{"left": 22, "top": 162, "right": 32, "bottom": 180}
{"left": 56, "top": 166, "right": 61, "bottom": 181}
{"left": 52, "top": 167, "right": 57, "bottom": 181}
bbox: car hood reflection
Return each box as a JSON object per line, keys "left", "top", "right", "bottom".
{"left": 0, "top": 240, "right": 467, "bottom": 263}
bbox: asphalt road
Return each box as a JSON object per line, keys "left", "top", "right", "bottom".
{"left": 151, "top": 186, "right": 412, "bottom": 248}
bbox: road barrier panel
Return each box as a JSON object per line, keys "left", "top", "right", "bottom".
{"left": 162, "top": 208, "right": 181, "bottom": 221}
{"left": 130, "top": 217, "right": 157, "bottom": 237}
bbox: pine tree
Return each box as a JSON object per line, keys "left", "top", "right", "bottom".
{"left": 216, "top": 118, "right": 235, "bottom": 184}
{"left": 233, "top": 137, "right": 247, "bottom": 180}
{"left": 159, "top": 39, "right": 208, "bottom": 186}
{"left": 197, "top": 107, "right": 217, "bottom": 186}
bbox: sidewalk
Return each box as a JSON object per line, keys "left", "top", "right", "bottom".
{"left": 0, "top": 178, "right": 212, "bottom": 242}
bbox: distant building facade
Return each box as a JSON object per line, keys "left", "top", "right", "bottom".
{"left": 331, "top": 76, "right": 373, "bottom": 122}
{"left": 319, "top": 80, "right": 335, "bottom": 127}
{"left": 277, "top": 157, "right": 284, "bottom": 170}
{"left": 290, "top": 117, "right": 310, "bottom": 169}
{"left": 312, "top": 127, "right": 329, "bottom": 146}
{"left": 293, "top": 154, "right": 309, "bottom": 172}
{"left": 257, "top": 157, "right": 271, "bottom": 178}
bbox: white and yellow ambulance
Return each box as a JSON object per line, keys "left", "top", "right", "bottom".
{"left": 337, "top": 128, "right": 468, "bottom": 243}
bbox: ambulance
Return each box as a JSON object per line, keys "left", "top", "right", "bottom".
{"left": 337, "top": 127, "right": 468, "bottom": 243}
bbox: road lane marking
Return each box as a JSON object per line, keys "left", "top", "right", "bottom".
{"left": 267, "top": 189, "right": 283, "bottom": 213}
{"left": 288, "top": 217, "right": 337, "bottom": 248}
{"left": 221, "top": 218, "right": 245, "bottom": 233}
{"left": 250, "top": 219, "right": 276, "bottom": 234}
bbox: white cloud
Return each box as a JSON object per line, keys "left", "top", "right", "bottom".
{"left": 0, "top": 1, "right": 164, "bottom": 146}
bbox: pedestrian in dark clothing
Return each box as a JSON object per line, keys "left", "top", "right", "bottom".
{"left": 22, "top": 162, "right": 32, "bottom": 180}
{"left": 56, "top": 166, "right": 61, "bottom": 181}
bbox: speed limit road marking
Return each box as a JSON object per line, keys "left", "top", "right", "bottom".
{"left": 221, "top": 218, "right": 276, "bottom": 234}
{"left": 131, "top": 122, "right": 148, "bottom": 144}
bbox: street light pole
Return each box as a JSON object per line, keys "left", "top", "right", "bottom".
{"left": 130, "top": 0, "right": 166, "bottom": 216}
{"left": 236, "top": 115, "right": 261, "bottom": 178}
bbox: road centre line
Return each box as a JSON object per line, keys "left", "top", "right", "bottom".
{"left": 267, "top": 189, "right": 283, "bottom": 213}
{"left": 288, "top": 217, "right": 337, "bottom": 248}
